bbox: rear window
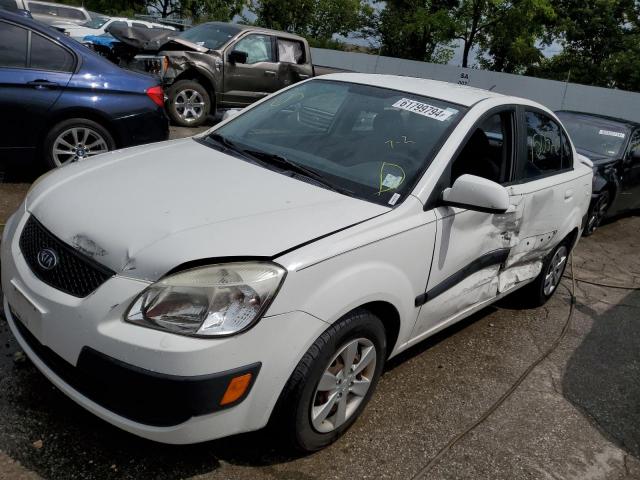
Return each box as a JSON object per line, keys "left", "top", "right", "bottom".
{"left": 0, "top": 0, "right": 18, "bottom": 11}
{"left": 557, "top": 112, "right": 630, "bottom": 158}
{"left": 0, "top": 21, "right": 28, "bottom": 68}
{"left": 58, "top": 5, "right": 85, "bottom": 19}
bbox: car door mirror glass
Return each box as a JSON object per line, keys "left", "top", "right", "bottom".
{"left": 229, "top": 50, "right": 248, "bottom": 64}
{"left": 441, "top": 174, "right": 510, "bottom": 213}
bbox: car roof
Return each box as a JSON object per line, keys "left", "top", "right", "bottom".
{"left": 200, "top": 21, "right": 307, "bottom": 42}
{"left": 317, "top": 73, "right": 506, "bottom": 108}
{"left": 556, "top": 110, "right": 639, "bottom": 129}
{"left": 27, "top": 0, "right": 88, "bottom": 10}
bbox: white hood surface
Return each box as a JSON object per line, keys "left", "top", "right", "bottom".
{"left": 27, "top": 139, "right": 389, "bottom": 281}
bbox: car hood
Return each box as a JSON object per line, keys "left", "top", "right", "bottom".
{"left": 27, "top": 139, "right": 388, "bottom": 282}
{"left": 575, "top": 148, "right": 619, "bottom": 165}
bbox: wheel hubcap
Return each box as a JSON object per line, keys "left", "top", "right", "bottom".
{"left": 311, "top": 338, "right": 377, "bottom": 433}
{"left": 52, "top": 127, "right": 109, "bottom": 167}
{"left": 174, "top": 89, "right": 205, "bottom": 122}
{"left": 543, "top": 245, "right": 568, "bottom": 296}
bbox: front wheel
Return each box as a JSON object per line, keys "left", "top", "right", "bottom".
{"left": 166, "top": 80, "right": 211, "bottom": 127}
{"left": 273, "top": 309, "right": 386, "bottom": 452}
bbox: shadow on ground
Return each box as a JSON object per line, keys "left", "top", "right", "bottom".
{"left": 563, "top": 289, "right": 640, "bottom": 459}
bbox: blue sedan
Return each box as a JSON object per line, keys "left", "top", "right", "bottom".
{"left": 0, "top": 10, "right": 169, "bottom": 170}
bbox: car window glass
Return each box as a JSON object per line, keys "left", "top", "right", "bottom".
{"left": 628, "top": 130, "right": 640, "bottom": 157}
{"left": 0, "top": 22, "right": 28, "bottom": 68}
{"left": 213, "top": 80, "right": 466, "bottom": 207}
{"left": 30, "top": 33, "right": 74, "bottom": 72}
{"left": 278, "top": 38, "right": 304, "bottom": 64}
{"left": 521, "top": 111, "right": 566, "bottom": 180}
{"left": 561, "top": 129, "right": 573, "bottom": 169}
{"left": 450, "top": 111, "right": 513, "bottom": 185}
{"left": 131, "top": 22, "right": 148, "bottom": 28}
{"left": 0, "top": 0, "right": 18, "bottom": 11}
{"left": 234, "top": 34, "right": 273, "bottom": 64}
{"left": 27, "top": 3, "right": 55, "bottom": 14}
{"left": 58, "top": 6, "right": 85, "bottom": 19}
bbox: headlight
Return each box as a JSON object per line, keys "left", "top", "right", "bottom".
{"left": 125, "top": 262, "right": 286, "bottom": 337}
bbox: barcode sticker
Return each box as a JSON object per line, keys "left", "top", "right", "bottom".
{"left": 599, "top": 129, "right": 626, "bottom": 139}
{"left": 392, "top": 98, "right": 456, "bottom": 121}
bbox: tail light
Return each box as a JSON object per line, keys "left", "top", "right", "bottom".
{"left": 146, "top": 85, "right": 165, "bottom": 108}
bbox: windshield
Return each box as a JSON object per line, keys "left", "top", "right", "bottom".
{"left": 178, "top": 23, "right": 241, "bottom": 50}
{"left": 82, "top": 17, "right": 110, "bottom": 29}
{"left": 557, "top": 112, "right": 630, "bottom": 158}
{"left": 209, "top": 80, "right": 466, "bottom": 206}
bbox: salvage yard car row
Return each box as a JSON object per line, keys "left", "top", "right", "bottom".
{"left": 0, "top": 6, "right": 638, "bottom": 454}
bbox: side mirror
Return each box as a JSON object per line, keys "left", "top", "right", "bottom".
{"left": 229, "top": 50, "right": 248, "bottom": 64}
{"left": 441, "top": 174, "right": 510, "bottom": 214}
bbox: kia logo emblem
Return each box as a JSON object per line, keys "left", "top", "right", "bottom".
{"left": 37, "top": 248, "right": 58, "bottom": 271}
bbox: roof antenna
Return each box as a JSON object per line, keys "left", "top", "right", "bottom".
{"left": 488, "top": 84, "right": 497, "bottom": 91}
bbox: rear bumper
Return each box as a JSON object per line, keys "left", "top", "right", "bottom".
{"left": 113, "top": 107, "right": 169, "bottom": 148}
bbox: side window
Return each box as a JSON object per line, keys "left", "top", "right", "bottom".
{"left": 0, "top": 22, "right": 28, "bottom": 68}
{"left": 277, "top": 38, "right": 304, "bottom": 64}
{"left": 30, "top": 33, "right": 74, "bottom": 72}
{"left": 0, "top": 0, "right": 18, "bottom": 11}
{"left": 58, "top": 6, "right": 85, "bottom": 20}
{"left": 233, "top": 34, "right": 273, "bottom": 64}
{"left": 521, "top": 111, "right": 569, "bottom": 180}
{"left": 450, "top": 111, "right": 514, "bottom": 185}
{"left": 628, "top": 130, "right": 640, "bottom": 156}
{"left": 26, "top": 3, "right": 55, "bottom": 14}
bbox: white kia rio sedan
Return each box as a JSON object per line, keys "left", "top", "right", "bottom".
{"left": 1, "top": 74, "right": 592, "bottom": 451}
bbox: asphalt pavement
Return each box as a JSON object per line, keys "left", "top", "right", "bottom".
{"left": 0, "top": 127, "right": 639, "bottom": 479}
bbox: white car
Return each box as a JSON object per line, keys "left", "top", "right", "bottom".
{"left": 0, "top": 74, "right": 592, "bottom": 451}
{"left": 52, "top": 16, "right": 175, "bottom": 40}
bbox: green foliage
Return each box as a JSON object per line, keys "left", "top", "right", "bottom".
{"left": 476, "top": 0, "right": 555, "bottom": 73}
{"left": 182, "top": 0, "right": 246, "bottom": 21}
{"left": 249, "top": 0, "right": 372, "bottom": 41}
{"left": 375, "top": 0, "right": 457, "bottom": 63}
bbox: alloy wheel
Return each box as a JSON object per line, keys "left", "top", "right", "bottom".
{"left": 543, "top": 245, "right": 568, "bottom": 296}
{"left": 174, "top": 89, "right": 206, "bottom": 123}
{"left": 586, "top": 193, "right": 609, "bottom": 235}
{"left": 52, "top": 127, "right": 109, "bottom": 167}
{"left": 311, "top": 338, "right": 377, "bottom": 433}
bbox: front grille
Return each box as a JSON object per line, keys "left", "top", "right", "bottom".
{"left": 19, "top": 216, "right": 114, "bottom": 298}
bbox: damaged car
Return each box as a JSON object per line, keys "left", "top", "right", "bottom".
{"left": 1, "top": 74, "right": 592, "bottom": 451}
{"left": 556, "top": 111, "right": 640, "bottom": 235}
{"left": 97, "top": 21, "right": 339, "bottom": 127}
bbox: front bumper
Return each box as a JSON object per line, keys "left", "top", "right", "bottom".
{"left": 1, "top": 212, "right": 328, "bottom": 444}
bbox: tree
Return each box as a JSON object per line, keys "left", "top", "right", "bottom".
{"left": 182, "top": 0, "right": 247, "bottom": 22}
{"left": 529, "top": 0, "right": 640, "bottom": 91}
{"left": 250, "top": 0, "right": 372, "bottom": 43}
{"left": 476, "top": 0, "right": 555, "bottom": 73}
{"left": 375, "top": 0, "right": 457, "bottom": 63}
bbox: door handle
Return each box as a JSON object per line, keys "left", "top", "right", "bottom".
{"left": 27, "top": 79, "right": 59, "bottom": 89}
{"left": 264, "top": 70, "right": 277, "bottom": 77}
{"left": 564, "top": 189, "right": 574, "bottom": 200}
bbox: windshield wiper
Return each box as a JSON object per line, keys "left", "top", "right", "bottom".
{"left": 242, "top": 149, "right": 352, "bottom": 195}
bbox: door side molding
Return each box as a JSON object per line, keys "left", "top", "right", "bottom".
{"left": 415, "top": 248, "right": 511, "bottom": 307}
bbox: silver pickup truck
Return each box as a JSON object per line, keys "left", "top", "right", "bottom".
{"left": 106, "top": 22, "right": 340, "bottom": 126}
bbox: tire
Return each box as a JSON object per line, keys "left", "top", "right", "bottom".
{"left": 272, "top": 309, "right": 386, "bottom": 452}
{"left": 44, "top": 118, "right": 115, "bottom": 170}
{"left": 512, "top": 240, "right": 571, "bottom": 308}
{"left": 166, "top": 80, "right": 211, "bottom": 127}
{"left": 583, "top": 191, "right": 610, "bottom": 236}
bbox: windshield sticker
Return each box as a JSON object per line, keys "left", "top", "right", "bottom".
{"left": 378, "top": 162, "right": 406, "bottom": 195}
{"left": 598, "top": 129, "right": 626, "bottom": 139}
{"left": 392, "top": 98, "right": 457, "bottom": 121}
{"left": 388, "top": 193, "right": 401, "bottom": 206}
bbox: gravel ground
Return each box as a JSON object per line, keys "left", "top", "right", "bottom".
{"left": 0, "top": 128, "right": 639, "bottom": 479}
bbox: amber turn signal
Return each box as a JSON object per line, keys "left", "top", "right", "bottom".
{"left": 220, "top": 373, "right": 252, "bottom": 405}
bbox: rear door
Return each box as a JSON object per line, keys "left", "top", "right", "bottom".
{"left": 0, "top": 21, "right": 74, "bottom": 163}
{"left": 503, "top": 108, "right": 587, "bottom": 288}
{"left": 223, "top": 33, "right": 281, "bottom": 106}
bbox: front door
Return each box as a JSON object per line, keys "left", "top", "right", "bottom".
{"left": 616, "top": 129, "right": 640, "bottom": 212}
{"left": 223, "top": 33, "right": 281, "bottom": 106}
{"left": 412, "top": 108, "right": 524, "bottom": 339}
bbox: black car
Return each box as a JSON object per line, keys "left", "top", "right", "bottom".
{"left": 0, "top": 10, "right": 169, "bottom": 174}
{"left": 556, "top": 111, "right": 640, "bottom": 235}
